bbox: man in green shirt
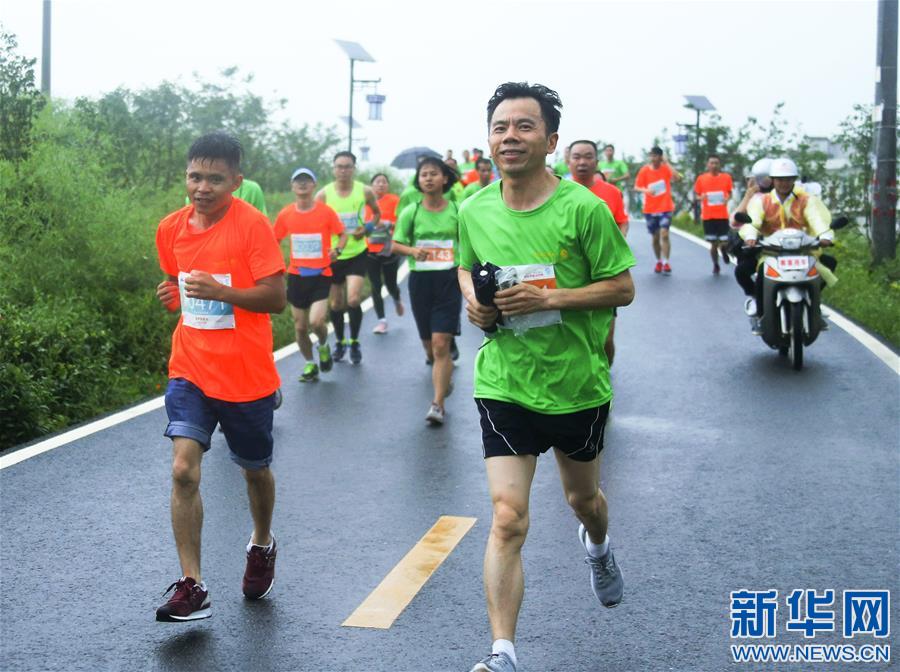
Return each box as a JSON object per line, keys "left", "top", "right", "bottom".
{"left": 462, "top": 158, "right": 495, "bottom": 200}
{"left": 597, "top": 143, "right": 630, "bottom": 191}
{"left": 458, "top": 82, "right": 635, "bottom": 672}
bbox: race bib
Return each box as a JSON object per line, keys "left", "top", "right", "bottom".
{"left": 706, "top": 191, "right": 725, "bottom": 206}
{"left": 497, "top": 264, "right": 563, "bottom": 334}
{"left": 415, "top": 239, "right": 455, "bottom": 270}
{"left": 339, "top": 213, "right": 360, "bottom": 232}
{"left": 648, "top": 179, "right": 667, "bottom": 197}
{"left": 368, "top": 225, "right": 392, "bottom": 245}
{"left": 291, "top": 233, "right": 323, "bottom": 260}
{"left": 179, "top": 271, "right": 235, "bottom": 330}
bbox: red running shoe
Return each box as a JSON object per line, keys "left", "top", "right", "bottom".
{"left": 243, "top": 535, "right": 276, "bottom": 599}
{"left": 662, "top": 262, "right": 672, "bottom": 275}
{"left": 654, "top": 261, "right": 663, "bottom": 274}
{"left": 156, "top": 577, "right": 211, "bottom": 622}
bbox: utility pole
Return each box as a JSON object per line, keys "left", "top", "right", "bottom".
{"left": 41, "top": 0, "right": 51, "bottom": 96}
{"left": 872, "top": 0, "right": 897, "bottom": 262}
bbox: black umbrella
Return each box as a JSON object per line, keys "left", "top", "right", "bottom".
{"left": 390, "top": 146, "right": 442, "bottom": 169}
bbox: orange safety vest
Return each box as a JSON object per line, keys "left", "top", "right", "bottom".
{"left": 758, "top": 191, "right": 810, "bottom": 236}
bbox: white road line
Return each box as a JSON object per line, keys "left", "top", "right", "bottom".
{"left": 1, "top": 263, "right": 411, "bottom": 470}
{"left": 669, "top": 225, "right": 899, "bottom": 375}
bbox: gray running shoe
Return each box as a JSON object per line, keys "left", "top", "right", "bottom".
{"left": 469, "top": 652, "right": 516, "bottom": 672}
{"left": 425, "top": 403, "right": 444, "bottom": 426}
{"left": 578, "top": 524, "right": 624, "bottom": 607}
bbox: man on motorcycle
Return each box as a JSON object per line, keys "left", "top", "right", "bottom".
{"left": 736, "top": 157, "right": 834, "bottom": 325}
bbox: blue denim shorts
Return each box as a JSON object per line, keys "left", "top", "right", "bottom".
{"left": 164, "top": 378, "right": 275, "bottom": 470}
{"left": 645, "top": 211, "right": 673, "bottom": 233}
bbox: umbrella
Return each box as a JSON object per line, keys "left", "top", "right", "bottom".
{"left": 390, "top": 146, "right": 442, "bottom": 170}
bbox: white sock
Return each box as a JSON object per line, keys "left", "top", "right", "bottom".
{"left": 198, "top": 580, "right": 207, "bottom": 591}
{"left": 586, "top": 533, "right": 610, "bottom": 558}
{"left": 492, "top": 640, "right": 517, "bottom": 667}
{"left": 378, "top": 317, "right": 387, "bottom": 323}
{"left": 247, "top": 534, "right": 274, "bottom": 553}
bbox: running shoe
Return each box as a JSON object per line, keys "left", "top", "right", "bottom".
{"left": 394, "top": 298, "right": 405, "bottom": 316}
{"left": 578, "top": 524, "right": 624, "bottom": 608}
{"left": 332, "top": 340, "right": 346, "bottom": 362}
{"left": 243, "top": 535, "right": 276, "bottom": 600}
{"left": 662, "top": 262, "right": 672, "bottom": 275}
{"left": 349, "top": 339, "right": 362, "bottom": 364}
{"left": 372, "top": 319, "right": 388, "bottom": 335}
{"left": 318, "top": 344, "right": 333, "bottom": 372}
{"left": 654, "top": 261, "right": 663, "bottom": 274}
{"left": 156, "top": 577, "right": 210, "bottom": 622}
{"left": 469, "top": 653, "right": 516, "bottom": 672}
{"left": 425, "top": 403, "right": 445, "bottom": 426}
{"left": 450, "top": 338, "right": 460, "bottom": 362}
{"left": 712, "top": 263, "right": 720, "bottom": 275}
{"left": 299, "top": 362, "right": 319, "bottom": 383}
{"left": 744, "top": 297, "right": 757, "bottom": 317}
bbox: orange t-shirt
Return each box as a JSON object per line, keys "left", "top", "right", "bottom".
{"left": 365, "top": 193, "right": 400, "bottom": 253}
{"left": 274, "top": 201, "right": 343, "bottom": 275}
{"left": 462, "top": 168, "right": 479, "bottom": 186}
{"left": 587, "top": 177, "right": 629, "bottom": 230}
{"left": 693, "top": 172, "right": 733, "bottom": 220}
{"left": 635, "top": 163, "right": 675, "bottom": 214}
{"left": 156, "top": 198, "right": 285, "bottom": 402}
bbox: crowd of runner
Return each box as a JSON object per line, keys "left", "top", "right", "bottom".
{"left": 152, "top": 81, "right": 837, "bottom": 672}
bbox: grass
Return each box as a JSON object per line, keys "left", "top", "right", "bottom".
{"left": 672, "top": 212, "right": 900, "bottom": 349}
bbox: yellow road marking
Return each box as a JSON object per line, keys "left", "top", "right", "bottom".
{"left": 342, "top": 515, "right": 477, "bottom": 629}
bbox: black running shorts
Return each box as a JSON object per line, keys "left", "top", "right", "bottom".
{"left": 475, "top": 398, "right": 610, "bottom": 462}
{"left": 408, "top": 268, "right": 462, "bottom": 340}
{"left": 331, "top": 252, "right": 368, "bottom": 285}
{"left": 703, "top": 219, "right": 730, "bottom": 241}
{"left": 286, "top": 273, "right": 331, "bottom": 310}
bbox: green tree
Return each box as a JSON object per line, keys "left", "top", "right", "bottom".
{"left": 0, "top": 28, "right": 45, "bottom": 165}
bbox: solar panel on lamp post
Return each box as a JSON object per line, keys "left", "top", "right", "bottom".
{"left": 334, "top": 40, "right": 381, "bottom": 154}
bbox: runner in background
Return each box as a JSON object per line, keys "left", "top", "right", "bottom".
{"left": 365, "top": 173, "right": 405, "bottom": 334}
{"left": 316, "top": 151, "right": 381, "bottom": 364}
{"left": 273, "top": 168, "right": 345, "bottom": 381}
{"left": 154, "top": 132, "right": 285, "bottom": 622}
{"left": 567, "top": 139, "right": 630, "bottom": 367}
{"left": 462, "top": 148, "right": 485, "bottom": 185}
{"left": 459, "top": 148, "right": 474, "bottom": 177}
{"left": 391, "top": 157, "right": 461, "bottom": 426}
{"left": 693, "top": 154, "right": 733, "bottom": 274}
{"left": 634, "top": 146, "right": 681, "bottom": 275}
{"left": 597, "top": 144, "right": 630, "bottom": 191}
{"left": 445, "top": 157, "right": 467, "bottom": 202}
{"left": 553, "top": 145, "right": 570, "bottom": 176}
{"left": 463, "top": 158, "right": 496, "bottom": 200}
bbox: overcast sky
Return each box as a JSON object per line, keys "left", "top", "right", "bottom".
{"left": 2, "top": 0, "right": 881, "bottom": 169}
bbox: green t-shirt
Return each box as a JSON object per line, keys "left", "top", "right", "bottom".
{"left": 394, "top": 200, "right": 460, "bottom": 272}
{"left": 458, "top": 180, "right": 635, "bottom": 413}
{"left": 322, "top": 180, "right": 368, "bottom": 260}
{"left": 463, "top": 181, "right": 486, "bottom": 200}
{"left": 233, "top": 179, "right": 268, "bottom": 216}
{"left": 449, "top": 181, "right": 464, "bottom": 203}
{"left": 398, "top": 183, "right": 423, "bottom": 213}
{"left": 597, "top": 159, "right": 629, "bottom": 189}
{"left": 553, "top": 160, "right": 569, "bottom": 177}
{"left": 459, "top": 161, "right": 476, "bottom": 174}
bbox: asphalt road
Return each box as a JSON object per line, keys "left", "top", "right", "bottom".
{"left": 1, "top": 229, "right": 898, "bottom": 672}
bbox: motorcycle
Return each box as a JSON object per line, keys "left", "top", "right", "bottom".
{"left": 734, "top": 213, "right": 847, "bottom": 371}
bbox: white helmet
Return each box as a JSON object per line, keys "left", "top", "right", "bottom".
{"left": 751, "top": 158, "right": 772, "bottom": 179}
{"left": 769, "top": 157, "right": 799, "bottom": 178}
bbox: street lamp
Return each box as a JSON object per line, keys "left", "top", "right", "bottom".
{"left": 335, "top": 40, "right": 382, "bottom": 154}
{"left": 683, "top": 95, "right": 716, "bottom": 221}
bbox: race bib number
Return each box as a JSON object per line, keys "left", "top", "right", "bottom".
{"left": 339, "top": 213, "right": 360, "bottom": 232}
{"left": 706, "top": 190, "right": 725, "bottom": 205}
{"left": 648, "top": 179, "right": 667, "bottom": 197}
{"left": 179, "top": 271, "right": 235, "bottom": 330}
{"left": 291, "top": 233, "right": 323, "bottom": 260}
{"left": 497, "top": 264, "right": 563, "bottom": 334}
{"left": 415, "top": 239, "right": 455, "bottom": 270}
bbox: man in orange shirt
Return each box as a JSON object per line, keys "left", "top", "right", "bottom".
{"left": 154, "top": 132, "right": 286, "bottom": 622}
{"left": 693, "top": 154, "right": 734, "bottom": 274}
{"left": 462, "top": 148, "right": 486, "bottom": 185}
{"left": 567, "top": 139, "right": 631, "bottom": 366}
{"left": 274, "top": 168, "right": 347, "bottom": 381}
{"left": 634, "top": 146, "right": 682, "bottom": 274}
